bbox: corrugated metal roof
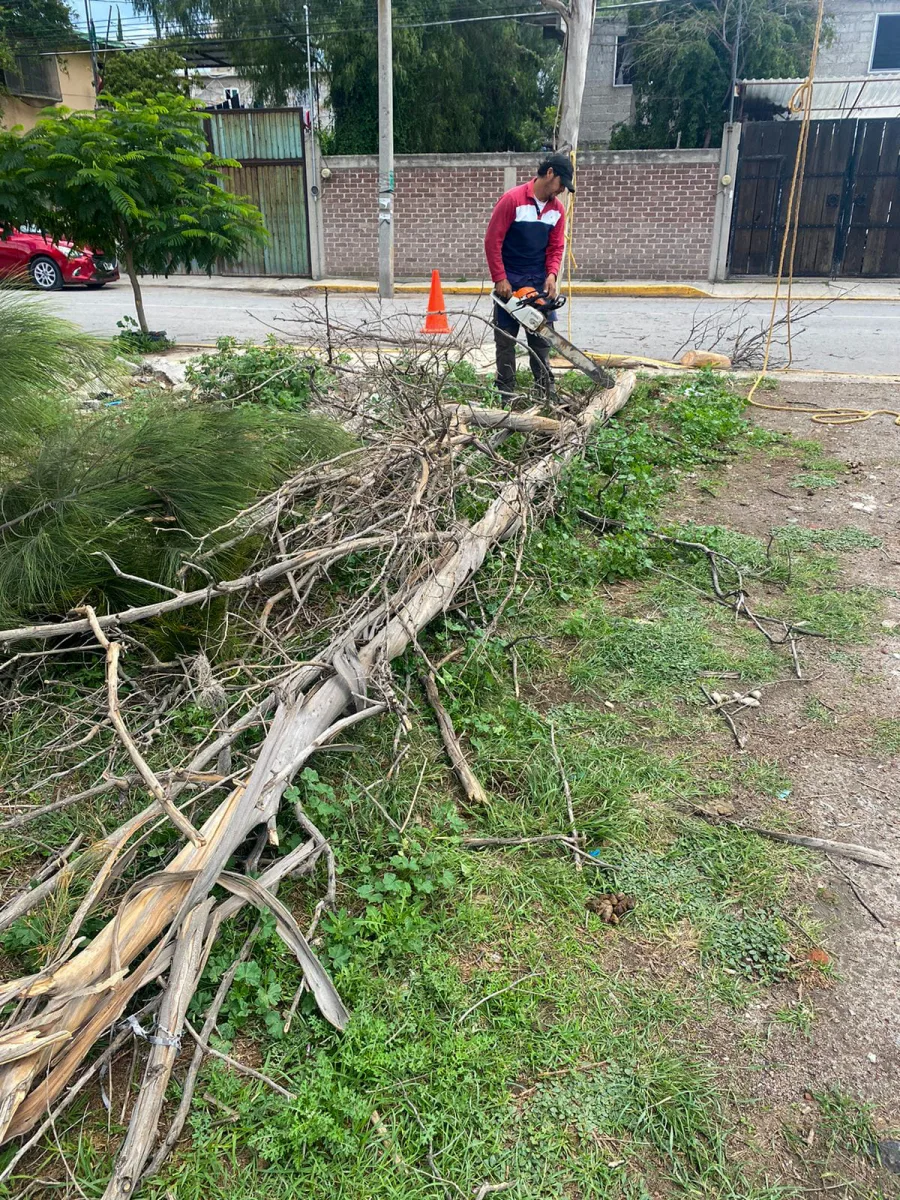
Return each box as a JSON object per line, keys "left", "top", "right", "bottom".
{"left": 740, "top": 76, "right": 900, "bottom": 119}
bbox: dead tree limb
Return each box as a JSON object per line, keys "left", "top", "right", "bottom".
{"left": 78, "top": 606, "right": 204, "bottom": 848}
{"left": 0, "top": 532, "right": 450, "bottom": 648}
{"left": 443, "top": 405, "right": 561, "bottom": 434}
{"left": 698, "top": 814, "right": 895, "bottom": 868}
{"left": 422, "top": 671, "right": 487, "bottom": 805}
{"left": 102, "top": 899, "right": 212, "bottom": 1200}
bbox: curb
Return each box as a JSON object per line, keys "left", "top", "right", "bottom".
{"left": 141, "top": 278, "right": 900, "bottom": 302}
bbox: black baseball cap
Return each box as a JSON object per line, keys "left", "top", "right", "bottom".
{"left": 538, "top": 153, "right": 575, "bottom": 192}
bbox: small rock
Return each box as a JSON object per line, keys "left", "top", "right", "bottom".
{"left": 882, "top": 620, "right": 898, "bottom": 630}
{"left": 114, "top": 354, "right": 142, "bottom": 375}
{"left": 867, "top": 1052, "right": 878, "bottom": 1064}
{"left": 874, "top": 1139, "right": 900, "bottom": 1174}
{"left": 604, "top": 700, "right": 614, "bottom": 710}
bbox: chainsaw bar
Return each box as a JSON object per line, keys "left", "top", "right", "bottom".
{"left": 492, "top": 292, "right": 615, "bottom": 389}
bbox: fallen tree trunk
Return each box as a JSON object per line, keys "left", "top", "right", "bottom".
{"left": 0, "top": 372, "right": 636, "bottom": 1160}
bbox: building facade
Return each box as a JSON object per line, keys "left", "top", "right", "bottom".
{"left": 1, "top": 49, "right": 96, "bottom": 131}
{"left": 580, "top": 19, "right": 634, "bottom": 147}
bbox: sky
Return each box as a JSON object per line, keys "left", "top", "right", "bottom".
{"left": 75, "top": 0, "right": 154, "bottom": 45}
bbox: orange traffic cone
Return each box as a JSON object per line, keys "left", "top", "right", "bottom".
{"left": 420, "top": 269, "right": 452, "bottom": 335}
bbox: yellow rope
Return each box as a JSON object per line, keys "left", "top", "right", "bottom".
{"left": 746, "top": 0, "right": 900, "bottom": 428}
{"left": 565, "top": 149, "right": 577, "bottom": 342}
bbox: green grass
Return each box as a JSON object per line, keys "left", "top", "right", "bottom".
{"left": 772, "top": 526, "right": 883, "bottom": 553}
{"left": 873, "top": 719, "right": 900, "bottom": 755}
{"left": 791, "top": 471, "right": 841, "bottom": 490}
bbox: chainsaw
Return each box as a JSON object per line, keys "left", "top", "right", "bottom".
{"left": 492, "top": 286, "right": 614, "bottom": 388}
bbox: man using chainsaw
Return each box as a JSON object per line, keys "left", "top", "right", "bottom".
{"left": 484, "top": 153, "right": 574, "bottom": 401}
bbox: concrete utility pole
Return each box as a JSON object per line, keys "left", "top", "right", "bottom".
{"left": 377, "top": 0, "right": 394, "bottom": 297}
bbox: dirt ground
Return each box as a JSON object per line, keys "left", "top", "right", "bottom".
{"left": 672, "top": 379, "right": 900, "bottom": 1185}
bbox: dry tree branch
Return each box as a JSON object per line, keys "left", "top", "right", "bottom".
{"left": 422, "top": 671, "right": 487, "bottom": 805}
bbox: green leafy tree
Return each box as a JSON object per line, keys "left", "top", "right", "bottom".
{"left": 610, "top": 0, "right": 821, "bottom": 149}
{"left": 132, "top": 0, "right": 560, "bottom": 152}
{"left": 0, "top": 93, "right": 266, "bottom": 332}
{"left": 99, "top": 45, "right": 195, "bottom": 100}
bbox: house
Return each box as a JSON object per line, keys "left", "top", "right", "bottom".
{"left": 739, "top": 0, "right": 900, "bottom": 119}
{"left": 580, "top": 19, "right": 634, "bottom": 147}
{"left": 1, "top": 41, "right": 97, "bottom": 131}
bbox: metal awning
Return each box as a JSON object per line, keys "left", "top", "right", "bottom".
{"left": 739, "top": 76, "right": 900, "bottom": 120}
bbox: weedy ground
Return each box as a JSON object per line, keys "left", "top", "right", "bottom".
{"left": 2, "top": 371, "right": 899, "bottom": 1200}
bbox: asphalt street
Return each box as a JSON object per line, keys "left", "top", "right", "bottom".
{"left": 38, "top": 280, "right": 900, "bottom": 375}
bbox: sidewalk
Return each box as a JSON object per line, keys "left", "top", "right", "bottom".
{"left": 151, "top": 274, "right": 900, "bottom": 302}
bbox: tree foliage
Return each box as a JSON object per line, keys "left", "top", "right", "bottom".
{"left": 0, "top": 289, "right": 354, "bottom": 624}
{"left": 610, "top": 0, "right": 821, "bottom": 149}
{"left": 0, "top": 93, "right": 266, "bottom": 331}
{"left": 99, "top": 45, "right": 195, "bottom": 100}
{"left": 132, "top": 0, "right": 560, "bottom": 153}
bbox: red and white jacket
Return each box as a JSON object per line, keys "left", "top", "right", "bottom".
{"left": 484, "top": 179, "right": 566, "bottom": 285}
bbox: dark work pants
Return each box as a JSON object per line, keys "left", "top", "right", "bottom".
{"left": 493, "top": 297, "right": 555, "bottom": 403}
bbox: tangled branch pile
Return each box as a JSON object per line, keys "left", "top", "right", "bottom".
{"left": 0, "top": 295, "right": 635, "bottom": 1196}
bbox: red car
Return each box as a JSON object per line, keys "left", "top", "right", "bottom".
{"left": 0, "top": 227, "right": 119, "bottom": 290}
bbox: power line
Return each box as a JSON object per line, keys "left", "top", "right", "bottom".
{"left": 9, "top": 0, "right": 693, "bottom": 53}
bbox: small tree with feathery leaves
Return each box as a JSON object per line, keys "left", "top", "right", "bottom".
{"left": 0, "top": 92, "right": 266, "bottom": 333}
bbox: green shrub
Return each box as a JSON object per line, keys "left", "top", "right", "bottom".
{"left": 186, "top": 335, "right": 325, "bottom": 410}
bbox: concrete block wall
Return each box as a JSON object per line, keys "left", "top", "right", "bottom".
{"left": 320, "top": 150, "right": 720, "bottom": 281}
{"left": 580, "top": 20, "right": 634, "bottom": 148}
{"left": 818, "top": 0, "right": 898, "bottom": 75}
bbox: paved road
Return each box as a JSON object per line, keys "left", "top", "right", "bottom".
{"left": 39, "top": 280, "right": 900, "bottom": 375}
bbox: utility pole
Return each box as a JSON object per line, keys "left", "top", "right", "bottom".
{"left": 377, "top": 0, "right": 394, "bottom": 298}
{"left": 304, "top": 4, "right": 316, "bottom": 127}
{"left": 728, "top": 0, "right": 745, "bottom": 124}
{"left": 84, "top": 0, "right": 100, "bottom": 96}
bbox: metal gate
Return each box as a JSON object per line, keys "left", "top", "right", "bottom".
{"left": 206, "top": 109, "right": 311, "bottom": 277}
{"left": 728, "top": 118, "right": 900, "bottom": 277}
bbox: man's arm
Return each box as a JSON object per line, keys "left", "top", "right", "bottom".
{"left": 544, "top": 206, "right": 566, "bottom": 295}
{"left": 484, "top": 191, "right": 516, "bottom": 295}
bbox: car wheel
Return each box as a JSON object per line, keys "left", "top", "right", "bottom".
{"left": 30, "top": 256, "right": 63, "bottom": 290}
{"left": 85, "top": 282, "right": 107, "bottom": 289}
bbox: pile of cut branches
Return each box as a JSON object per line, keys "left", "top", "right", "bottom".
{"left": 0, "top": 309, "right": 636, "bottom": 1196}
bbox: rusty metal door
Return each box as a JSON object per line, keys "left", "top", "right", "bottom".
{"left": 728, "top": 118, "right": 900, "bottom": 277}
{"left": 206, "top": 110, "right": 311, "bottom": 277}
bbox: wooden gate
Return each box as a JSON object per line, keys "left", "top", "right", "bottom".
{"left": 728, "top": 119, "right": 900, "bottom": 278}
{"left": 205, "top": 109, "right": 311, "bottom": 277}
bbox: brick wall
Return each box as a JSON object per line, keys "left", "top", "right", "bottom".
{"left": 321, "top": 150, "right": 720, "bottom": 281}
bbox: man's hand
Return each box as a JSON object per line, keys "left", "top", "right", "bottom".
{"left": 495, "top": 278, "right": 513, "bottom": 301}
{"left": 544, "top": 274, "right": 558, "bottom": 300}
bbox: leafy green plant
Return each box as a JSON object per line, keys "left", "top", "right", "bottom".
{"left": 704, "top": 910, "right": 791, "bottom": 981}
{"left": 186, "top": 336, "right": 326, "bottom": 410}
{"left": 114, "top": 314, "right": 174, "bottom": 353}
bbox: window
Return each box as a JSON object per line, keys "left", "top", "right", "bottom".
{"left": 871, "top": 13, "right": 900, "bottom": 71}
{"left": 224, "top": 87, "right": 241, "bottom": 108}
{"left": 0, "top": 54, "right": 62, "bottom": 103}
{"left": 614, "top": 35, "right": 634, "bottom": 88}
